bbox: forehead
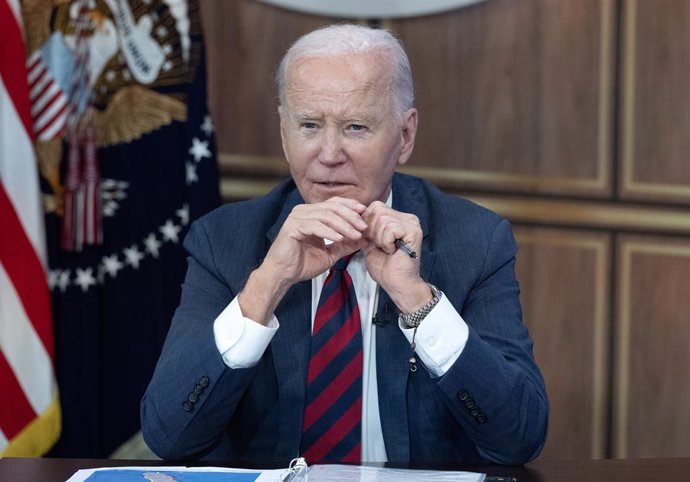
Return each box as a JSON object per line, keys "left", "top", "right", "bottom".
{"left": 285, "top": 52, "right": 394, "bottom": 110}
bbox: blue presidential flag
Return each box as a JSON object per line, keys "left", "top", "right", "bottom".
{"left": 27, "top": 0, "right": 221, "bottom": 457}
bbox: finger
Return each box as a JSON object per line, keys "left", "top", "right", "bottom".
{"left": 291, "top": 203, "right": 367, "bottom": 240}
{"left": 327, "top": 237, "right": 368, "bottom": 260}
{"left": 363, "top": 206, "right": 421, "bottom": 255}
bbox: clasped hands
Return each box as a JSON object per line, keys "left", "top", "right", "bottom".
{"left": 239, "top": 197, "right": 432, "bottom": 325}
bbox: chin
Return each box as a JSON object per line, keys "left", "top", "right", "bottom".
{"left": 305, "top": 184, "right": 360, "bottom": 203}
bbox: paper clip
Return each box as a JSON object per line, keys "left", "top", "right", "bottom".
{"left": 278, "top": 456, "right": 309, "bottom": 482}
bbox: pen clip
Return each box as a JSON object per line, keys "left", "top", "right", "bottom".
{"left": 278, "top": 456, "right": 308, "bottom": 482}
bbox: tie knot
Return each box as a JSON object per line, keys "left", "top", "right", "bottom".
{"left": 331, "top": 254, "right": 354, "bottom": 271}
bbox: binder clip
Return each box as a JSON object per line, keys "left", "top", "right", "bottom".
{"left": 278, "top": 456, "right": 309, "bottom": 482}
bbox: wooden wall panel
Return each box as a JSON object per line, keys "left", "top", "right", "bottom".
{"left": 384, "top": 0, "right": 613, "bottom": 196}
{"left": 200, "top": 0, "right": 342, "bottom": 156}
{"left": 614, "top": 236, "right": 690, "bottom": 458}
{"left": 515, "top": 228, "right": 610, "bottom": 460}
{"left": 621, "top": 0, "right": 690, "bottom": 203}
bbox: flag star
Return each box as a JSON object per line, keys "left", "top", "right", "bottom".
{"left": 103, "top": 201, "right": 116, "bottom": 216}
{"left": 188, "top": 137, "right": 211, "bottom": 162}
{"left": 57, "top": 270, "right": 71, "bottom": 292}
{"left": 156, "top": 25, "right": 167, "bottom": 38}
{"left": 102, "top": 254, "right": 124, "bottom": 278}
{"left": 186, "top": 161, "right": 198, "bottom": 185}
{"left": 144, "top": 233, "right": 162, "bottom": 258}
{"left": 105, "top": 70, "right": 116, "bottom": 82}
{"left": 162, "top": 60, "right": 173, "bottom": 72}
{"left": 176, "top": 204, "right": 190, "bottom": 226}
{"left": 201, "top": 115, "right": 214, "bottom": 136}
{"left": 74, "top": 267, "right": 97, "bottom": 292}
{"left": 159, "top": 219, "right": 182, "bottom": 243}
{"left": 48, "top": 270, "right": 59, "bottom": 291}
{"left": 162, "top": 44, "right": 172, "bottom": 55}
{"left": 123, "top": 245, "right": 145, "bottom": 269}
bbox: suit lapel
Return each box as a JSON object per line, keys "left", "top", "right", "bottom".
{"left": 265, "top": 188, "right": 312, "bottom": 459}
{"left": 273, "top": 281, "right": 312, "bottom": 460}
{"left": 375, "top": 175, "right": 436, "bottom": 461}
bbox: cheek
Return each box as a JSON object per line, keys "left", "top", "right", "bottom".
{"left": 284, "top": 136, "right": 312, "bottom": 163}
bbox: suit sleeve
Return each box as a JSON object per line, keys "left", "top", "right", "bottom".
{"left": 434, "top": 218, "right": 549, "bottom": 464}
{"left": 140, "top": 220, "right": 259, "bottom": 460}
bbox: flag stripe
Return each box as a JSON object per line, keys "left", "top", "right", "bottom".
{"left": 29, "top": 70, "right": 52, "bottom": 108}
{"left": 0, "top": 351, "right": 37, "bottom": 440}
{"left": 36, "top": 102, "right": 68, "bottom": 140}
{"left": 34, "top": 89, "right": 67, "bottom": 132}
{"left": 31, "top": 79, "right": 60, "bottom": 118}
{"left": 0, "top": 261, "right": 55, "bottom": 411}
{"left": 0, "top": 0, "right": 33, "bottom": 139}
{"left": 0, "top": 186, "right": 55, "bottom": 358}
{"left": 27, "top": 53, "right": 41, "bottom": 80}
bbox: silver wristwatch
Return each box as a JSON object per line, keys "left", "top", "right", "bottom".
{"left": 398, "top": 283, "right": 442, "bottom": 328}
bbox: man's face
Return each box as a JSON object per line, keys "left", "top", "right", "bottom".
{"left": 280, "top": 51, "right": 417, "bottom": 205}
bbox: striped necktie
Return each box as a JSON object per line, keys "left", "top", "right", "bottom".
{"left": 301, "top": 255, "right": 363, "bottom": 463}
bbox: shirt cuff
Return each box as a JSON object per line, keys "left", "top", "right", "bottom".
{"left": 213, "top": 296, "right": 278, "bottom": 369}
{"left": 398, "top": 294, "right": 468, "bottom": 377}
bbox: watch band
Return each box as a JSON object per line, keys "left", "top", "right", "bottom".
{"left": 398, "top": 283, "right": 442, "bottom": 328}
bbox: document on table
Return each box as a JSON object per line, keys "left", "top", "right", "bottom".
{"left": 65, "top": 464, "right": 485, "bottom": 481}
{"left": 308, "top": 464, "right": 486, "bottom": 481}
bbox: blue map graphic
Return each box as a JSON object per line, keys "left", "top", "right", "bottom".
{"left": 85, "top": 469, "right": 260, "bottom": 481}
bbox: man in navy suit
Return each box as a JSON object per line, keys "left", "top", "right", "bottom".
{"left": 141, "top": 24, "right": 548, "bottom": 465}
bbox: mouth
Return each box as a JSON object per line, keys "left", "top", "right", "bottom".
{"left": 315, "top": 181, "right": 353, "bottom": 188}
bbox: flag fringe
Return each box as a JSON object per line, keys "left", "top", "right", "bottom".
{"left": 1, "top": 393, "right": 61, "bottom": 457}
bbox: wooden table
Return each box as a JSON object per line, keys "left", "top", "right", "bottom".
{"left": 1, "top": 456, "right": 689, "bottom": 481}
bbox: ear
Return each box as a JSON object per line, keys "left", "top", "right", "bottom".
{"left": 397, "top": 108, "right": 418, "bottom": 166}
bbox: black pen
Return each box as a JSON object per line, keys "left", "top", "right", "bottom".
{"left": 395, "top": 239, "right": 417, "bottom": 259}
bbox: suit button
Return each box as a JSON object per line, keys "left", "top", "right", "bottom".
{"left": 470, "top": 408, "right": 480, "bottom": 417}
{"left": 200, "top": 376, "right": 210, "bottom": 387}
{"left": 476, "top": 415, "right": 487, "bottom": 424}
{"left": 183, "top": 401, "right": 193, "bottom": 412}
{"left": 188, "top": 392, "right": 198, "bottom": 403}
{"left": 458, "top": 390, "right": 469, "bottom": 402}
{"left": 193, "top": 384, "right": 203, "bottom": 395}
{"left": 465, "top": 399, "right": 475, "bottom": 409}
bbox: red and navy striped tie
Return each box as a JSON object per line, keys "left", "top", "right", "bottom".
{"left": 301, "top": 255, "right": 363, "bottom": 463}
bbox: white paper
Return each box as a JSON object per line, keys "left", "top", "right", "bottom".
{"left": 307, "top": 464, "right": 485, "bottom": 482}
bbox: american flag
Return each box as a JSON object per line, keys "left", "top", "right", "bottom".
{"left": 27, "top": 46, "right": 69, "bottom": 141}
{"left": 0, "top": 0, "right": 61, "bottom": 456}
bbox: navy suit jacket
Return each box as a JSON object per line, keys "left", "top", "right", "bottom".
{"left": 141, "top": 173, "right": 548, "bottom": 465}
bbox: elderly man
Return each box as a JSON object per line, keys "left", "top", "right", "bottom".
{"left": 141, "top": 23, "right": 548, "bottom": 465}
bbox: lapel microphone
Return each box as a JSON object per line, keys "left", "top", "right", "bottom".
{"left": 372, "top": 302, "right": 394, "bottom": 327}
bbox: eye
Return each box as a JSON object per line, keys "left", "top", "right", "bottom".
{"left": 348, "top": 123, "right": 367, "bottom": 132}
{"left": 301, "top": 122, "right": 317, "bottom": 129}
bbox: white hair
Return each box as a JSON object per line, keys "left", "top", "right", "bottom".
{"left": 276, "top": 24, "right": 414, "bottom": 120}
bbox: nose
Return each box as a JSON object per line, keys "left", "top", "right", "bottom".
{"left": 318, "top": 128, "right": 346, "bottom": 166}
